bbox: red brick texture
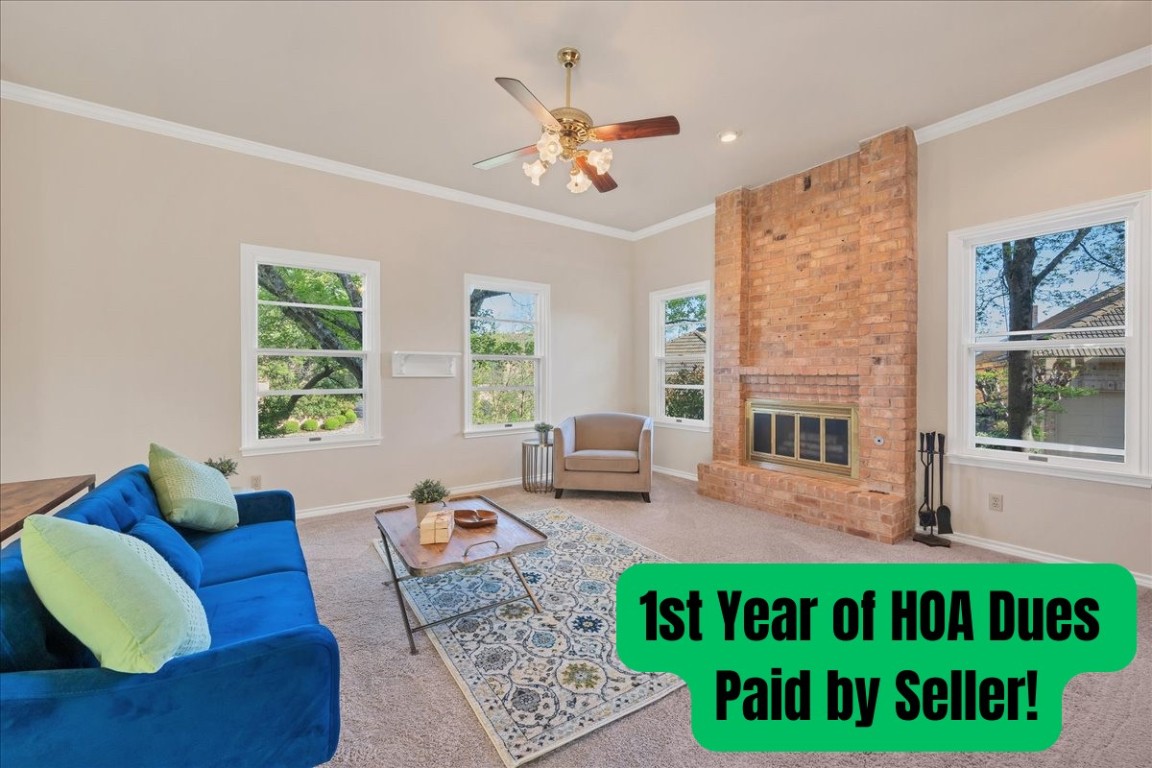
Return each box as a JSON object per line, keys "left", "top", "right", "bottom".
{"left": 698, "top": 128, "right": 918, "bottom": 544}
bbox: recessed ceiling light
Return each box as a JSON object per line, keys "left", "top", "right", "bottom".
{"left": 718, "top": 130, "right": 741, "bottom": 143}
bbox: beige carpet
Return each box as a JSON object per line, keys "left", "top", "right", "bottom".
{"left": 298, "top": 474, "right": 1151, "bottom": 768}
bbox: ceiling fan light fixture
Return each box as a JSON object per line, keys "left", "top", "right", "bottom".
{"left": 523, "top": 158, "right": 548, "bottom": 186}
{"left": 587, "top": 147, "right": 613, "bottom": 175}
{"left": 567, "top": 168, "right": 592, "bottom": 194}
{"left": 536, "top": 130, "right": 563, "bottom": 164}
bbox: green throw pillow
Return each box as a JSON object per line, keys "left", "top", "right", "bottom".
{"left": 21, "top": 515, "right": 211, "bottom": 673}
{"left": 149, "top": 443, "right": 239, "bottom": 532}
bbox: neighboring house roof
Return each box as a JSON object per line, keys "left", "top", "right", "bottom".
{"left": 977, "top": 285, "right": 1125, "bottom": 365}
{"left": 666, "top": 330, "right": 707, "bottom": 357}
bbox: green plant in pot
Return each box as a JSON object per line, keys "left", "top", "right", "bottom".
{"left": 534, "top": 422, "right": 554, "bottom": 445}
{"left": 204, "top": 457, "right": 238, "bottom": 479}
{"left": 409, "top": 478, "right": 449, "bottom": 524}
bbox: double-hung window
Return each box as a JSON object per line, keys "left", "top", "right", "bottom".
{"left": 241, "top": 245, "right": 381, "bottom": 454}
{"left": 947, "top": 192, "right": 1150, "bottom": 485}
{"left": 464, "top": 275, "right": 549, "bottom": 434}
{"left": 650, "top": 281, "right": 711, "bottom": 429}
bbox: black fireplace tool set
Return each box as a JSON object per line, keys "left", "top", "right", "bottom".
{"left": 915, "top": 432, "right": 953, "bottom": 548}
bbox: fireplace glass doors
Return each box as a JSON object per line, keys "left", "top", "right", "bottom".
{"left": 747, "top": 401, "right": 858, "bottom": 478}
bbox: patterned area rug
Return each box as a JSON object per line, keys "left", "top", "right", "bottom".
{"left": 373, "top": 508, "right": 683, "bottom": 767}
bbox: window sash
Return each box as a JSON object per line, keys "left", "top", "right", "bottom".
{"left": 241, "top": 245, "right": 380, "bottom": 455}
{"left": 464, "top": 275, "right": 548, "bottom": 433}
{"left": 650, "top": 283, "right": 711, "bottom": 429}
{"left": 946, "top": 192, "right": 1149, "bottom": 485}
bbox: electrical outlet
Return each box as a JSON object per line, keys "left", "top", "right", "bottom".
{"left": 250, "top": 475, "right": 263, "bottom": 490}
{"left": 989, "top": 493, "right": 1003, "bottom": 512}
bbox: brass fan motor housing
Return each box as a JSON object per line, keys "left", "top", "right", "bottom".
{"left": 549, "top": 106, "right": 593, "bottom": 158}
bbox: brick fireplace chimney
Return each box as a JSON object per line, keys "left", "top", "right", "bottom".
{"left": 698, "top": 127, "right": 918, "bottom": 543}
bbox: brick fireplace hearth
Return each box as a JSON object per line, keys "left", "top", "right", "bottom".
{"left": 698, "top": 127, "right": 917, "bottom": 543}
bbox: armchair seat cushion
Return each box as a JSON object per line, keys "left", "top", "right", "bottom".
{"left": 564, "top": 449, "right": 640, "bottom": 473}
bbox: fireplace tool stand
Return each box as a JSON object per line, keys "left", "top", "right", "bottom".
{"left": 914, "top": 431, "right": 951, "bottom": 548}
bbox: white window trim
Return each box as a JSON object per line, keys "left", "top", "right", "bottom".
{"left": 946, "top": 191, "right": 1151, "bottom": 488}
{"left": 240, "top": 244, "right": 381, "bottom": 456}
{"left": 650, "top": 281, "right": 712, "bottom": 431}
{"left": 463, "top": 274, "right": 550, "bottom": 437}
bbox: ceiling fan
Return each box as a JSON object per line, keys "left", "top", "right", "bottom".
{"left": 474, "top": 47, "right": 680, "bottom": 194}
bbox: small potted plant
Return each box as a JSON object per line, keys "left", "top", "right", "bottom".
{"left": 409, "top": 478, "right": 449, "bottom": 524}
{"left": 534, "top": 422, "right": 554, "bottom": 445}
{"left": 204, "top": 457, "right": 238, "bottom": 479}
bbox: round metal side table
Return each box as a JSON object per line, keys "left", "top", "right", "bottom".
{"left": 521, "top": 439, "right": 554, "bottom": 493}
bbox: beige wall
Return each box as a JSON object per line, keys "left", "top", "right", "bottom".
{"left": 3, "top": 65, "right": 1149, "bottom": 574}
{"left": 917, "top": 69, "right": 1152, "bottom": 576}
{"left": 630, "top": 215, "right": 715, "bottom": 476}
{"left": 0, "top": 100, "right": 634, "bottom": 510}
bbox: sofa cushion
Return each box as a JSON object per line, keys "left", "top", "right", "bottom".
{"left": 149, "top": 444, "right": 239, "bottom": 532}
{"left": 564, "top": 449, "right": 640, "bottom": 473}
{"left": 199, "top": 571, "right": 320, "bottom": 647}
{"left": 185, "top": 520, "right": 308, "bottom": 587}
{"left": 21, "top": 515, "right": 211, "bottom": 673}
{"left": 127, "top": 515, "right": 204, "bottom": 589}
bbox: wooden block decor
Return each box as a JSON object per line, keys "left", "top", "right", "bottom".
{"left": 419, "top": 509, "right": 455, "bottom": 545}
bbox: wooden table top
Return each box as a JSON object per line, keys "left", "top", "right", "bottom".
{"left": 374, "top": 495, "right": 547, "bottom": 577}
{"left": 0, "top": 474, "right": 96, "bottom": 540}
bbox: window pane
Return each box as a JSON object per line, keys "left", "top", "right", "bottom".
{"left": 258, "top": 355, "right": 362, "bottom": 391}
{"left": 471, "top": 389, "right": 536, "bottom": 425}
{"left": 470, "top": 289, "right": 537, "bottom": 322}
{"left": 472, "top": 359, "right": 536, "bottom": 387}
{"left": 470, "top": 320, "right": 535, "bottom": 355}
{"left": 974, "top": 222, "right": 1125, "bottom": 338}
{"left": 663, "top": 360, "right": 704, "bottom": 385}
{"left": 258, "top": 305, "right": 363, "bottom": 350}
{"left": 664, "top": 388, "right": 704, "bottom": 420}
{"left": 974, "top": 349, "right": 1124, "bottom": 453}
{"left": 664, "top": 294, "right": 707, "bottom": 346}
{"left": 258, "top": 395, "right": 364, "bottom": 438}
{"left": 257, "top": 265, "right": 363, "bottom": 308}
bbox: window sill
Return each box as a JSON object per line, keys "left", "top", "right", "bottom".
{"left": 240, "top": 436, "right": 382, "bottom": 457}
{"left": 463, "top": 427, "right": 535, "bottom": 439}
{"left": 652, "top": 418, "right": 711, "bottom": 433}
{"left": 949, "top": 452, "right": 1152, "bottom": 488}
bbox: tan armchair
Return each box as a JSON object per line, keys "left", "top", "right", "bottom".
{"left": 552, "top": 413, "right": 653, "bottom": 503}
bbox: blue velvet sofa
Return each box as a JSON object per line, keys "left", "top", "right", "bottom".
{"left": 0, "top": 465, "right": 340, "bottom": 768}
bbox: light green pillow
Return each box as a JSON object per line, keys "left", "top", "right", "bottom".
{"left": 22, "top": 515, "right": 211, "bottom": 673}
{"left": 149, "top": 443, "right": 238, "bottom": 532}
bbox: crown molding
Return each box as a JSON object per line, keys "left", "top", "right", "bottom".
{"left": 5, "top": 44, "right": 1149, "bottom": 240}
{"left": 630, "top": 204, "right": 716, "bottom": 240}
{"left": 915, "top": 45, "right": 1152, "bottom": 145}
{"left": 0, "top": 80, "right": 635, "bottom": 241}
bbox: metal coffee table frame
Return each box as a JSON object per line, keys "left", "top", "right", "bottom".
{"left": 374, "top": 496, "right": 548, "bottom": 654}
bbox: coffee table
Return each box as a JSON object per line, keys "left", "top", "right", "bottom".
{"left": 374, "top": 495, "right": 548, "bottom": 654}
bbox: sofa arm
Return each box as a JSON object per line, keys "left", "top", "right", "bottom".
{"left": 0, "top": 624, "right": 340, "bottom": 768}
{"left": 235, "top": 489, "right": 296, "bottom": 525}
{"left": 639, "top": 418, "right": 654, "bottom": 482}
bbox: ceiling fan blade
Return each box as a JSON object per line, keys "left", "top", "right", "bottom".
{"left": 495, "top": 77, "right": 562, "bottom": 131}
{"left": 474, "top": 144, "right": 538, "bottom": 170}
{"left": 590, "top": 115, "right": 680, "bottom": 142}
{"left": 574, "top": 155, "right": 618, "bottom": 193}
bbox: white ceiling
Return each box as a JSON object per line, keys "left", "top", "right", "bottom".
{"left": 2, "top": 1, "right": 1149, "bottom": 233}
